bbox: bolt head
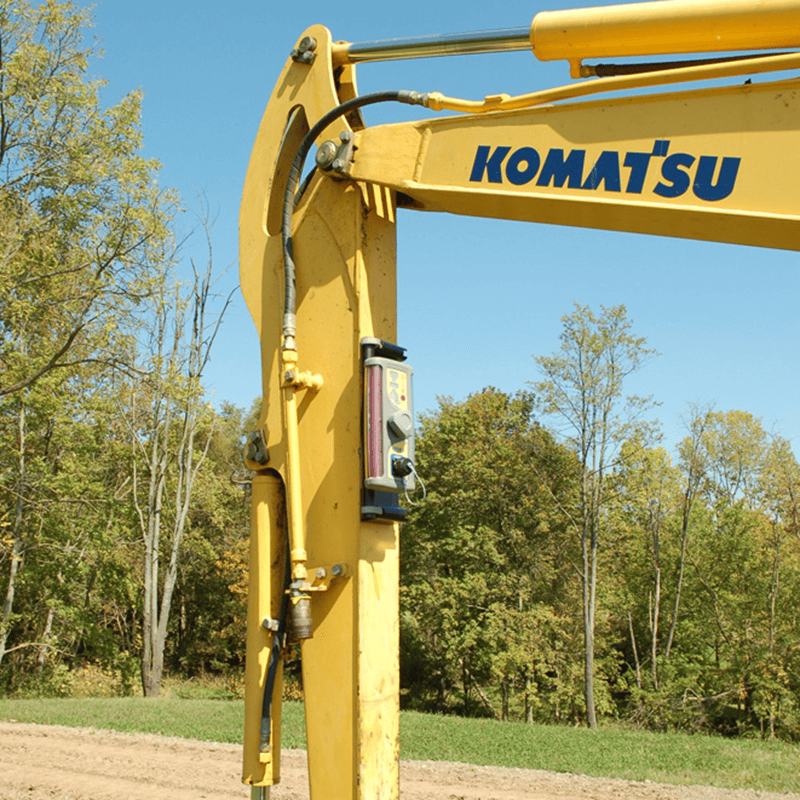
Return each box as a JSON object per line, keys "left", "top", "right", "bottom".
{"left": 316, "top": 140, "right": 337, "bottom": 169}
{"left": 298, "top": 36, "right": 316, "bottom": 52}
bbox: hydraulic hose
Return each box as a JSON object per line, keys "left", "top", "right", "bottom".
{"left": 280, "top": 89, "right": 429, "bottom": 348}
{"left": 260, "top": 545, "right": 291, "bottom": 753}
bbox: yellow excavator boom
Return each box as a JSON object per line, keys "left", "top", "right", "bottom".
{"left": 240, "top": 2, "right": 800, "bottom": 798}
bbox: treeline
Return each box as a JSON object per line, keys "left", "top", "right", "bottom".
{"left": 2, "top": 0, "right": 799, "bottom": 745}
{"left": 0, "top": 391, "right": 253, "bottom": 695}
{"left": 400, "top": 381, "right": 800, "bottom": 739}
{"left": 0, "top": 0, "right": 251, "bottom": 697}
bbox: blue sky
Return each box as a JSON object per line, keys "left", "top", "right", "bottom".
{"left": 85, "top": 0, "right": 799, "bottom": 458}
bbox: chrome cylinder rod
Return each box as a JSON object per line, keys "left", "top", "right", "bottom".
{"left": 336, "top": 27, "right": 531, "bottom": 64}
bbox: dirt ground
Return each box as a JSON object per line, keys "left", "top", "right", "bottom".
{"left": 0, "top": 721, "right": 796, "bottom": 800}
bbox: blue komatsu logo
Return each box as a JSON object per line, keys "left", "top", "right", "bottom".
{"left": 469, "top": 140, "right": 740, "bottom": 202}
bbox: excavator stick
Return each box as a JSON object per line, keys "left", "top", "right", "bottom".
{"left": 240, "top": 3, "right": 800, "bottom": 799}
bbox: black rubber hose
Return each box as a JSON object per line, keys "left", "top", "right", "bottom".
{"left": 281, "top": 90, "right": 428, "bottom": 337}
{"left": 259, "top": 545, "right": 291, "bottom": 752}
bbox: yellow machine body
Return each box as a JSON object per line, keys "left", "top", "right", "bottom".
{"left": 239, "top": 2, "right": 800, "bottom": 798}
{"left": 240, "top": 27, "right": 401, "bottom": 799}
{"left": 350, "top": 77, "right": 800, "bottom": 251}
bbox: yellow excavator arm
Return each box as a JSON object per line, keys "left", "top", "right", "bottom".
{"left": 240, "top": 3, "right": 800, "bottom": 798}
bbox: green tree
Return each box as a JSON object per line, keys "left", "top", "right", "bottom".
{"left": 0, "top": 0, "right": 173, "bottom": 691}
{"left": 606, "top": 437, "right": 716, "bottom": 731}
{"left": 532, "top": 303, "right": 658, "bottom": 728}
{"left": 753, "top": 440, "right": 800, "bottom": 740}
{"left": 0, "top": 0, "right": 175, "bottom": 399}
{"left": 664, "top": 404, "right": 714, "bottom": 662}
{"left": 650, "top": 411, "right": 800, "bottom": 738}
{"left": 125, "top": 229, "right": 232, "bottom": 697}
{"left": 608, "top": 441, "right": 680, "bottom": 693}
{"left": 170, "top": 401, "right": 252, "bottom": 677}
{"left": 401, "top": 388, "right": 580, "bottom": 720}
{"left": 0, "top": 363, "right": 138, "bottom": 687}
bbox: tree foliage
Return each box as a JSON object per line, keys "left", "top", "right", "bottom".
{"left": 0, "top": 0, "right": 175, "bottom": 399}
{"left": 399, "top": 387, "right": 800, "bottom": 739}
{"left": 127, "top": 233, "right": 233, "bottom": 697}
{"left": 0, "top": 0, "right": 246, "bottom": 698}
{"left": 531, "top": 303, "right": 658, "bottom": 727}
{"left": 401, "top": 388, "right": 583, "bottom": 721}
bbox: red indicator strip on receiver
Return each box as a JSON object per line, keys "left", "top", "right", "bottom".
{"left": 366, "top": 364, "right": 383, "bottom": 479}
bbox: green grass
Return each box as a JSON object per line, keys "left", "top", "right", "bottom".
{"left": 400, "top": 711, "right": 800, "bottom": 793}
{"left": 0, "top": 697, "right": 303, "bottom": 749}
{"left": 1, "top": 698, "right": 798, "bottom": 794}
